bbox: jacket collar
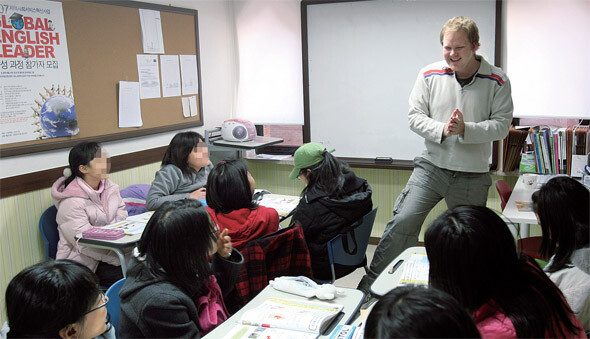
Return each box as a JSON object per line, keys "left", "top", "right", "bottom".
{"left": 571, "top": 247, "right": 590, "bottom": 274}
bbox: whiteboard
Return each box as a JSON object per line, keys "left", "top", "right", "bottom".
{"left": 304, "top": 0, "right": 497, "bottom": 160}
{"left": 505, "top": 0, "right": 590, "bottom": 119}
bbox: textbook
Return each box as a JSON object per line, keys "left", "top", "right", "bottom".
{"left": 328, "top": 324, "right": 362, "bottom": 339}
{"left": 258, "top": 194, "right": 300, "bottom": 218}
{"left": 102, "top": 211, "right": 154, "bottom": 235}
{"left": 397, "top": 253, "right": 429, "bottom": 286}
{"left": 223, "top": 298, "right": 344, "bottom": 339}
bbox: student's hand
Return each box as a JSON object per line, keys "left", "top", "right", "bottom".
{"left": 445, "top": 109, "right": 465, "bottom": 136}
{"left": 190, "top": 187, "right": 206, "bottom": 200}
{"left": 216, "top": 228, "right": 232, "bottom": 259}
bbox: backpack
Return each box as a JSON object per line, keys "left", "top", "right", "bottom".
{"left": 196, "top": 275, "right": 229, "bottom": 335}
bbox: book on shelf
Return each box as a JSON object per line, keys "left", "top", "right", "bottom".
{"left": 502, "top": 125, "right": 529, "bottom": 172}
{"left": 223, "top": 298, "right": 344, "bottom": 339}
{"left": 526, "top": 125, "right": 588, "bottom": 175}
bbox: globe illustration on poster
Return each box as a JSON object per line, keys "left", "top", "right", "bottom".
{"left": 35, "top": 86, "right": 79, "bottom": 138}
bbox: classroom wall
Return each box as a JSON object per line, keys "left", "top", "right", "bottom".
{"left": 0, "top": 0, "right": 237, "bottom": 179}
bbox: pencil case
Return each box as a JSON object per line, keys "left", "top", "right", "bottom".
{"left": 82, "top": 227, "right": 125, "bottom": 240}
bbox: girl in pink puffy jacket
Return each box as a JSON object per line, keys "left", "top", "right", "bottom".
{"left": 51, "top": 142, "right": 128, "bottom": 287}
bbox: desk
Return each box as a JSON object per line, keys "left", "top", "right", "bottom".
{"left": 75, "top": 193, "right": 298, "bottom": 278}
{"left": 204, "top": 285, "right": 364, "bottom": 338}
{"left": 75, "top": 232, "right": 139, "bottom": 278}
{"left": 501, "top": 174, "right": 552, "bottom": 238}
{"left": 213, "top": 136, "right": 284, "bottom": 149}
{"left": 370, "top": 246, "right": 426, "bottom": 297}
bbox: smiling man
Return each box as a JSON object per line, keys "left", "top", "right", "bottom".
{"left": 358, "top": 16, "right": 513, "bottom": 298}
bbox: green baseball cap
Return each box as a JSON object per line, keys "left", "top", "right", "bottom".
{"left": 289, "top": 142, "right": 334, "bottom": 179}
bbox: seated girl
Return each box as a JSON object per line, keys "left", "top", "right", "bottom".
{"left": 425, "top": 205, "right": 584, "bottom": 338}
{"left": 119, "top": 199, "right": 243, "bottom": 338}
{"left": 51, "top": 141, "right": 127, "bottom": 287}
{"left": 365, "top": 286, "right": 480, "bottom": 338}
{"left": 532, "top": 176, "right": 590, "bottom": 330}
{"left": 289, "top": 142, "right": 372, "bottom": 281}
{"left": 3, "top": 260, "right": 110, "bottom": 338}
{"left": 146, "top": 132, "right": 213, "bottom": 211}
{"left": 206, "top": 160, "right": 279, "bottom": 250}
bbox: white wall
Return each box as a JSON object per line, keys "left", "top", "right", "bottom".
{"left": 504, "top": 0, "right": 589, "bottom": 119}
{"left": 0, "top": 0, "right": 236, "bottom": 178}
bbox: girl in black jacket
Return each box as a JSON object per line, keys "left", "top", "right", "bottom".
{"left": 119, "top": 199, "right": 243, "bottom": 338}
{"left": 289, "top": 142, "right": 372, "bottom": 280}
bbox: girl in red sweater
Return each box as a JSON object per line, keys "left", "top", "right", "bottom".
{"left": 205, "top": 160, "right": 279, "bottom": 250}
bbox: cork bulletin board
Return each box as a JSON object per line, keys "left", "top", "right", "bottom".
{"left": 0, "top": 0, "right": 202, "bottom": 157}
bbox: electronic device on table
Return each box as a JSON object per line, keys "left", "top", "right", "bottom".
{"left": 221, "top": 119, "right": 257, "bottom": 142}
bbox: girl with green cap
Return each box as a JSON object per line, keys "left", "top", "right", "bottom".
{"left": 289, "top": 142, "right": 373, "bottom": 281}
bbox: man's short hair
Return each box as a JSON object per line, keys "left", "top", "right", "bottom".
{"left": 440, "top": 16, "right": 480, "bottom": 46}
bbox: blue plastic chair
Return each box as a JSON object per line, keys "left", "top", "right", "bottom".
{"left": 105, "top": 278, "right": 126, "bottom": 338}
{"left": 39, "top": 206, "right": 59, "bottom": 260}
{"left": 323, "top": 207, "right": 378, "bottom": 283}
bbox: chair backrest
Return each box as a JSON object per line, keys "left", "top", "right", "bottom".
{"left": 326, "top": 207, "right": 378, "bottom": 282}
{"left": 105, "top": 278, "right": 126, "bottom": 338}
{"left": 39, "top": 206, "right": 59, "bottom": 260}
{"left": 230, "top": 225, "right": 313, "bottom": 312}
{"left": 495, "top": 180, "right": 512, "bottom": 211}
{"left": 120, "top": 184, "right": 151, "bottom": 216}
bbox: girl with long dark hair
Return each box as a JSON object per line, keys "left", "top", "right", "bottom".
{"left": 288, "top": 142, "right": 372, "bottom": 280}
{"left": 425, "top": 205, "right": 584, "bottom": 338}
{"left": 206, "top": 160, "right": 278, "bottom": 250}
{"left": 119, "top": 199, "right": 243, "bottom": 338}
{"left": 532, "top": 176, "right": 590, "bottom": 329}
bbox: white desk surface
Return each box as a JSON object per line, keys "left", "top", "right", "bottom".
{"left": 501, "top": 175, "right": 540, "bottom": 225}
{"left": 205, "top": 285, "right": 364, "bottom": 338}
{"left": 370, "top": 246, "right": 426, "bottom": 297}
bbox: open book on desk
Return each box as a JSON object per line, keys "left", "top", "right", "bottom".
{"left": 223, "top": 298, "right": 344, "bottom": 339}
{"left": 258, "top": 194, "right": 300, "bottom": 218}
{"left": 397, "top": 252, "right": 429, "bottom": 286}
{"left": 102, "top": 211, "right": 154, "bottom": 235}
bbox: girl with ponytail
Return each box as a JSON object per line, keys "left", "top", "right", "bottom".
{"left": 51, "top": 142, "right": 128, "bottom": 287}
{"left": 288, "top": 142, "right": 372, "bottom": 280}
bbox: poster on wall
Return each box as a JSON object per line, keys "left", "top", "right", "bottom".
{"left": 0, "top": 0, "right": 77, "bottom": 145}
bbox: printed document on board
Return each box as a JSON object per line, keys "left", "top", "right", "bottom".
{"left": 139, "top": 9, "right": 164, "bottom": 54}
{"left": 160, "top": 55, "right": 181, "bottom": 97}
{"left": 118, "top": 81, "right": 142, "bottom": 127}
{"left": 137, "top": 55, "right": 161, "bottom": 99}
{"left": 180, "top": 55, "right": 199, "bottom": 95}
